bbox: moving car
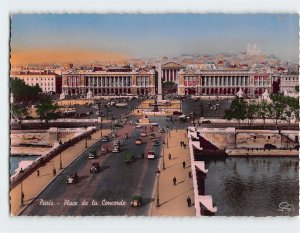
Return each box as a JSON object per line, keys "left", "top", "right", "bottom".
{"left": 147, "top": 151, "right": 155, "bottom": 159}
{"left": 125, "top": 152, "right": 135, "bottom": 163}
{"left": 112, "top": 147, "right": 120, "bottom": 153}
{"left": 131, "top": 194, "right": 142, "bottom": 207}
{"left": 135, "top": 138, "right": 142, "bottom": 145}
{"left": 152, "top": 139, "right": 159, "bottom": 146}
{"left": 101, "top": 136, "right": 109, "bottom": 142}
{"left": 149, "top": 133, "right": 156, "bottom": 139}
{"left": 90, "top": 162, "right": 100, "bottom": 173}
{"left": 112, "top": 140, "right": 121, "bottom": 146}
{"left": 141, "top": 131, "right": 147, "bottom": 137}
{"left": 66, "top": 173, "right": 79, "bottom": 184}
{"left": 88, "top": 151, "right": 97, "bottom": 159}
{"left": 159, "top": 128, "right": 165, "bottom": 133}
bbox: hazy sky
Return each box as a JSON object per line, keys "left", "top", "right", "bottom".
{"left": 10, "top": 14, "right": 299, "bottom": 64}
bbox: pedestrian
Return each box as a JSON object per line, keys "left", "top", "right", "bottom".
{"left": 37, "top": 169, "right": 40, "bottom": 177}
{"left": 173, "top": 176, "right": 177, "bottom": 186}
{"left": 183, "top": 161, "right": 186, "bottom": 169}
{"left": 168, "top": 153, "right": 172, "bottom": 160}
{"left": 187, "top": 196, "right": 191, "bottom": 207}
{"left": 53, "top": 168, "right": 56, "bottom": 176}
{"left": 183, "top": 143, "right": 187, "bottom": 149}
{"left": 180, "top": 141, "right": 182, "bottom": 147}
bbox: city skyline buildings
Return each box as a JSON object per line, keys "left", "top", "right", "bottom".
{"left": 10, "top": 14, "right": 299, "bottom": 65}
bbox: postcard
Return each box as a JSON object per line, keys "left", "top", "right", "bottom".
{"left": 9, "top": 13, "right": 299, "bottom": 217}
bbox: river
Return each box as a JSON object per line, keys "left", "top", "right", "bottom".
{"left": 204, "top": 157, "right": 299, "bottom": 216}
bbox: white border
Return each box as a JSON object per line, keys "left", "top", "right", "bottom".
{"left": 1, "top": 1, "right": 299, "bottom": 233}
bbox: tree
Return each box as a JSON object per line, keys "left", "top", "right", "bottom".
{"left": 162, "top": 81, "right": 177, "bottom": 94}
{"left": 224, "top": 97, "right": 247, "bottom": 128}
{"left": 11, "top": 78, "right": 42, "bottom": 103}
{"left": 246, "top": 101, "right": 259, "bottom": 128}
{"left": 269, "top": 93, "right": 288, "bottom": 129}
{"left": 257, "top": 101, "right": 271, "bottom": 129}
{"left": 36, "top": 97, "right": 60, "bottom": 126}
{"left": 11, "top": 104, "right": 28, "bottom": 129}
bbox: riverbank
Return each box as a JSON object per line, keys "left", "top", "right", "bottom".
{"left": 226, "top": 148, "right": 299, "bottom": 157}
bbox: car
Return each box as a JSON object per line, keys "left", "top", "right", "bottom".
{"left": 66, "top": 173, "right": 79, "bottom": 184}
{"left": 264, "top": 143, "right": 277, "bottom": 149}
{"left": 125, "top": 152, "right": 135, "bottom": 163}
{"left": 112, "top": 147, "right": 120, "bottom": 153}
{"left": 131, "top": 194, "right": 142, "bottom": 207}
{"left": 159, "top": 128, "right": 165, "bottom": 133}
{"left": 152, "top": 139, "right": 159, "bottom": 146}
{"left": 101, "top": 136, "right": 109, "bottom": 142}
{"left": 112, "top": 140, "right": 120, "bottom": 146}
{"left": 172, "top": 111, "right": 183, "bottom": 116}
{"left": 123, "top": 133, "right": 128, "bottom": 139}
{"left": 147, "top": 151, "right": 155, "bottom": 159}
{"left": 135, "top": 138, "right": 142, "bottom": 145}
{"left": 149, "top": 133, "right": 156, "bottom": 139}
{"left": 90, "top": 162, "right": 100, "bottom": 173}
{"left": 141, "top": 131, "right": 147, "bottom": 137}
{"left": 201, "top": 120, "right": 211, "bottom": 124}
{"left": 166, "top": 116, "right": 173, "bottom": 121}
{"left": 88, "top": 151, "right": 97, "bottom": 159}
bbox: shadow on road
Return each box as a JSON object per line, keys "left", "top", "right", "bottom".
{"left": 160, "top": 187, "right": 193, "bottom": 206}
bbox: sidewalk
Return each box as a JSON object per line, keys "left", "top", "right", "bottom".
{"left": 151, "top": 129, "right": 195, "bottom": 216}
{"left": 10, "top": 128, "right": 111, "bottom": 216}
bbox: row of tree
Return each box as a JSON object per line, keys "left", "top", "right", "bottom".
{"left": 224, "top": 94, "right": 299, "bottom": 129}
{"left": 11, "top": 97, "right": 60, "bottom": 129}
{"left": 11, "top": 78, "right": 42, "bottom": 102}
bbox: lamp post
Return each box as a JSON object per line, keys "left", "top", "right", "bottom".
{"left": 162, "top": 141, "right": 166, "bottom": 170}
{"left": 155, "top": 169, "right": 161, "bottom": 207}
{"left": 59, "top": 140, "right": 63, "bottom": 170}
{"left": 20, "top": 181, "right": 24, "bottom": 207}
{"left": 166, "top": 126, "right": 169, "bottom": 148}
{"left": 19, "top": 167, "right": 25, "bottom": 206}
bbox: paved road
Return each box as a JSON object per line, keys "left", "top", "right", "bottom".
{"left": 21, "top": 122, "right": 163, "bottom": 216}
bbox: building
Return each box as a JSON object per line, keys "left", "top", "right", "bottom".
{"left": 280, "top": 74, "right": 299, "bottom": 95}
{"left": 10, "top": 70, "right": 62, "bottom": 94}
{"left": 178, "top": 66, "right": 272, "bottom": 97}
{"left": 62, "top": 66, "right": 155, "bottom": 96}
{"left": 161, "top": 61, "right": 185, "bottom": 84}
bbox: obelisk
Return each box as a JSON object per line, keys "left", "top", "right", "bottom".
{"left": 157, "top": 63, "right": 163, "bottom": 102}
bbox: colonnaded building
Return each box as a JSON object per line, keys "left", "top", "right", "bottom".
{"left": 177, "top": 65, "right": 274, "bottom": 97}
{"left": 62, "top": 66, "right": 156, "bottom": 96}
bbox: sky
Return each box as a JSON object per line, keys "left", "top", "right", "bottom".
{"left": 10, "top": 14, "right": 299, "bottom": 65}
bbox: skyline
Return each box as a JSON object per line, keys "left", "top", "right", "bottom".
{"left": 10, "top": 14, "right": 299, "bottom": 65}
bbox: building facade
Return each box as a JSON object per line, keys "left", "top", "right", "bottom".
{"left": 280, "top": 74, "right": 299, "bottom": 94}
{"left": 161, "top": 61, "right": 185, "bottom": 84}
{"left": 10, "top": 71, "right": 62, "bottom": 94}
{"left": 62, "top": 68, "right": 155, "bottom": 96}
{"left": 178, "top": 68, "right": 272, "bottom": 97}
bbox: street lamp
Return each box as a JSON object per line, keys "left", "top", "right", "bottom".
{"left": 59, "top": 140, "right": 63, "bottom": 170}
{"left": 20, "top": 168, "right": 25, "bottom": 206}
{"left": 162, "top": 141, "right": 166, "bottom": 170}
{"left": 166, "top": 126, "right": 169, "bottom": 148}
{"left": 155, "top": 169, "right": 161, "bottom": 207}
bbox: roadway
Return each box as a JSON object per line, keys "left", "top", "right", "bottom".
{"left": 21, "top": 121, "right": 163, "bottom": 216}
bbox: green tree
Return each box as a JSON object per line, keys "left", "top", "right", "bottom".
{"left": 11, "top": 104, "right": 28, "bottom": 129}
{"left": 11, "top": 78, "right": 42, "bottom": 102}
{"left": 36, "top": 97, "right": 60, "bottom": 126}
{"left": 269, "top": 93, "right": 287, "bottom": 129}
{"left": 162, "top": 81, "right": 177, "bottom": 94}
{"left": 246, "top": 101, "right": 259, "bottom": 128}
{"left": 224, "top": 97, "right": 247, "bottom": 128}
{"left": 257, "top": 101, "right": 271, "bottom": 129}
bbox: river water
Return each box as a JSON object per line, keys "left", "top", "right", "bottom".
{"left": 9, "top": 156, "right": 39, "bottom": 176}
{"left": 204, "top": 157, "right": 299, "bottom": 216}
